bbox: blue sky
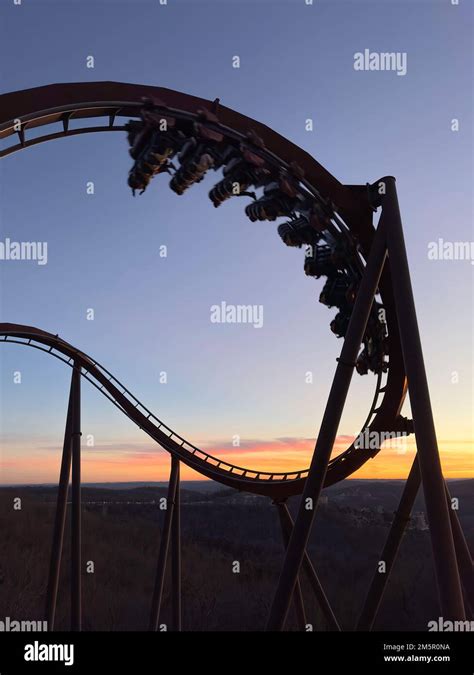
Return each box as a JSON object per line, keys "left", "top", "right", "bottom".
{"left": 0, "top": 0, "right": 472, "bottom": 482}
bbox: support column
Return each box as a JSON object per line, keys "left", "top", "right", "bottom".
{"left": 149, "top": 457, "right": 179, "bottom": 631}
{"left": 357, "top": 458, "right": 421, "bottom": 630}
{"left": 445, "top": 486, "right": 474, "bottom": 613}
{"left": 266, "top": 216, "right": 388, "bottom": 631}
{"left": 70, "top": 363, "right": 82, "bottom": 632}
{"left": 384, "top": 176, "right": 465, "bottom": 619}
{"left": 45, "top": 374, "right": 75, "bottom": 630}
{"left": 278, "top": 502, "right": 340, "bottom": 631}
{"left": 171, "top": 458, "right": 182, "bottom": 631}
{"left": 275, "top": 502, "right": 307, "bottom": 631}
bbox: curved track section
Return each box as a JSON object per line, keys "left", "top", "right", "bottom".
{"left": 2, "top": 323, "right": 398, "bottom": 499}
{"left": 0, "top": 83, "right": 409, "bottom": 495}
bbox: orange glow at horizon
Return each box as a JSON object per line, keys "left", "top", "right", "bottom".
{"left": 2, "top": 436, "right": 472, "bottom": 484}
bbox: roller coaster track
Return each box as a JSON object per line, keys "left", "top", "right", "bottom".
{"left": 0, "top": 82, "right": 409, "bottom": 498}
{"left": 1, "top": 83, "right": 470, "bottom": 634}
{"left": 1, "top": 322, "right": 392, "bottom": 498}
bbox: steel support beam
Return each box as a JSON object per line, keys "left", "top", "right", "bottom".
{"left": 171, "top": 458, "right": 182, "bottom": 631}
{"left": 70, "top": 363, "right": 82, "bottom": 631}
{"left": 357, "top": 458, "right": 421, "bottom": 630}
{"left": 45, "top": 374, "right": 75, "bottom": 630}
{"left": 266, "top": 217, "right": 388, "bottom": 630}
{"left": 357, "top": 461, "right": 473, "bottom": 630}
{"left": 278, "top": 502, "right": 341, "bottom": 631}
{"left": 383, "top": 177, "right": 465, "bottom": 619}
{"left": 275, "top": 502, "right": 307, "bottom": 630}
{"left": 149, "top": 458, "right": 180, "bottom": 631}
{"left": 445, "top": 485, "right": 474, "bottom": 613}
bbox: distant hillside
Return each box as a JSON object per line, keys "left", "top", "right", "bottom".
{"left": 0, "top": 479, "right": 472, "bottom": 631}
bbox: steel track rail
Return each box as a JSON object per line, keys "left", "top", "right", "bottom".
{"left": 0, "top": 82, "right": 409, "bottom": 496}
{"left": 2, "top": 323, "right": 391, "bottom": 499}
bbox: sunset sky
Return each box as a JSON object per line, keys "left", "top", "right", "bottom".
{"left": 0, "top": 0, "right": 472, "bottom": 485}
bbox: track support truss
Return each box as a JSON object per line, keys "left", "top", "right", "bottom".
{"left": 266, "top": 177, "right": 470, "bottom": 631}
{"left": 149, "top": 456, "right": 182, "bottom": 632}
{"left": 45, "top": 362, "right": 82, "bottom": 631}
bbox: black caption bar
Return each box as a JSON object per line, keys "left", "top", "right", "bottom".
{"left": 0, "top": 631, "right": 472, "bottom": 674}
